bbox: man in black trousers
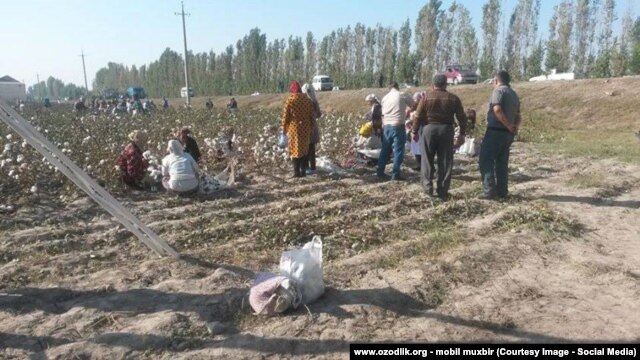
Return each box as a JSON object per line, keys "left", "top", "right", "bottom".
{"left": 412, "top": 74, "right": 467, "bottom": 200}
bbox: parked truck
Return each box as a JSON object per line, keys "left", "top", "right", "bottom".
{"left": 126, "top": 87, "right": 146, "bottom": 99}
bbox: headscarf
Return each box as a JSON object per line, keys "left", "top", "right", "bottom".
{"left": 289, "top": 81, "right": 302, "bottom": 94}
{"left": 167, "top": 139, "right": 184, "bottom": 159}
{"left": 301, "top": 83, "right": 318, "bottom": 103}
{"left": 412, "top": 91, "right": 427, "bottom": 102}
{"left": 365, "top": 94, "right": 379, "bottom": 103}
{"left": 128, "top": 130, "right": 148, "bottom": 144}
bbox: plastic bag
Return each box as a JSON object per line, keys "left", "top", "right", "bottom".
{"left": 278, "top": 133, "right": 288, "bottom": 148}
{"left": 279, "top": 236, "right": 324, "bottom": 304}
{"left": 456, "top": 136, "right": 479, "bottom": 156}
{"left": 198, "top": 174, "right": 222, "bottom": 194}
{"left": 249, "top": 272, "right": 302, "bottom": 315}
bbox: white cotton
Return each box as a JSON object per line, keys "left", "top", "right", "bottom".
{"left": 16, "top": 155, "right": 24, "bottom": 163}
{"left": 6, "top": 134, "right": 12, "bottom": 140}
{"left": 30, "top": 185, "right": 38, "bottom": 194}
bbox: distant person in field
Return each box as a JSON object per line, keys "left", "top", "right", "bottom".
{"left": 176, "top": 127, "right": 202, "bottom": 163}
{"left": 353, "top": 122, "right": 382, "bottom": 166}
{"left": 162, "top": 97, "right": 169, "bottom": 109}
{"left": 466, "top": 108, "right": 477, "bottom": 133}
{"left": 161, "top": 139, "right": 200, "bottom": 193}
{"left": 413, "top": 74, "right": 467, "bottom": 199}
{"left": 377, "top": 81, "right": 416, "bottom": 181}
{"left": 301, "top": 83, "right": 322, "bottom": 173}
{"left": 43, "top": 98, "right": 51, "bottom": 108}
{"left": 407, "top": 91, "right": 427, "bottom": 172}
{"left": 74, "top": 97, "right": 87, "bottom": 112}
{"left": 478, "top": 70, "right": 521, "bottom": 200}
{"left": 205, "top": 98, "right": 214, "bottom": 110}
{"left": 365, "top": 93, "right": 382, "bottom": 136}
{"left": 227, "top": 97, "right": 238, "bottom": 113}
{"left": 282, "top": 80, "right": 315, "bottom": 178}
{"left": 117, "top": 130, "right": 149, "bottom": 190}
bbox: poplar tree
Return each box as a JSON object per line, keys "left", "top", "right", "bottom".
{"left": 479, "top": 0, "right": 501, "bottom": 78}
{"left": 415, "top": 0, "right": 443, "bottom": 83}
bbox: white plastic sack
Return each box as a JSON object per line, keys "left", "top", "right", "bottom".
{"left": 278, "top": 133, "right": 288, "bottom": 148}
{"left": 316, "top": 156, "right": 349, "bottom": 175}
{"left": 456, "top": 136, "right": 479, "bottom": 156}
{"left": 279, "top": 236, "right": 325, "bottom": 304}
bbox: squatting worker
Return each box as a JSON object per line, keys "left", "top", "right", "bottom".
{"left": 282, "top": 80, "right": 315, "bottom": 178}
{"left": 478, "top": 70, "right": 521, "bottom": 200}
{"left": 377, "top": 82, "right": 416, "bottom": 181}
{"left": 177, "top": 127, "right": 202, "bottom": 163}
{"left": 412, "top": 74, "right": 467, "bottom": 199}
{"left": 161, "top": 140, "right": 200, "bottom": 193}
{"left": 117, "top": 130, "right": 149, "bottom": 190}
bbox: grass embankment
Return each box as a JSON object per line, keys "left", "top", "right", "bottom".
{"left": 173, "top": 76, "right": 640, "bottom": 163}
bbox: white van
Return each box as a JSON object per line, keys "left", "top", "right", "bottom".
{"left": 180, "top": 87, "right": 195, "bottom": 98}
{"left": 312, "top": 75, "right": 333, "bottom": 92}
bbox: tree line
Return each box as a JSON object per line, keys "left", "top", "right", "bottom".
{"left": 31, "top": 0, "right": 640, "bottom": 99}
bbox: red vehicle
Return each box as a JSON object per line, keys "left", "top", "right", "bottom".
{"left": 443, "top": 64, "right": 478, "bottom": 85}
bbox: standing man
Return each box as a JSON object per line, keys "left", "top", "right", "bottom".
{"left": 478, "top": 70, "right": 521, "bottom": 199}
{"left": 412, "top": 74, "right": 467, "bottom": 199}
{"left": 377, "top": 82, "right": 416, "bottom": 181}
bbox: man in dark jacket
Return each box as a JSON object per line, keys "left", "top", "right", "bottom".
{"left": 412, "top": 74, "right": 467, "bottom": 199}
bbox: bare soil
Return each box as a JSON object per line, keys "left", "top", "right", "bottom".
{"left": 1, "top": 142, "right": 639, "bottom": 359}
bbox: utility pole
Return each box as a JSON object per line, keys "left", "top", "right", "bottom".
{"left": 80, "top": 50, "right": 89, "bottom": 95}
{"left": 176, "top": 1, "right": 191, "bottom": 107}
{"left": 36, "top": 73, "right": 41, "bottom": 99}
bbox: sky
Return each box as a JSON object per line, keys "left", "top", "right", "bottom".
{"left": 1, "top": 0, "right": 636, "bottom": 89}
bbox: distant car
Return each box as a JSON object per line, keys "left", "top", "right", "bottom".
{"left": 443, "top": 64, "right": 478, "bottom": 85}
{"left": 312, "top": 75, "right": 333, "bottom": 92}
{"left": 181, "top": 87, "right": 195, "bottom": 98}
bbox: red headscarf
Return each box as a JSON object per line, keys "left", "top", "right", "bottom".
{"left": 289, "top": 81, "right": 301, "bottom": 94}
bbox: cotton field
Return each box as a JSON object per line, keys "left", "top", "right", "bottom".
{"left": 0, "top": 105, "right": 361, "bottom": 200}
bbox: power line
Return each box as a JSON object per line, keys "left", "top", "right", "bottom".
{"left": 175, "top": 1, "right": 191, "bottom": 107}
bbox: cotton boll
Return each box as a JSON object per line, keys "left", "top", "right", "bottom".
{"left": 30, "top": 185, "right": 38, "bottom": 194}
{"left": 5, "top": 134, "right": 12, "bottom": 140}
{"left": 16, "top": 155, "right": 24, "bottom": 163}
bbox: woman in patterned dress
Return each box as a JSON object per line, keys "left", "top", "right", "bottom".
{"left": 117, "top": 130, "right": 149, "bottom": 189}
{"left": 282, "top": 81, "right": 315, "bottom": 177}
